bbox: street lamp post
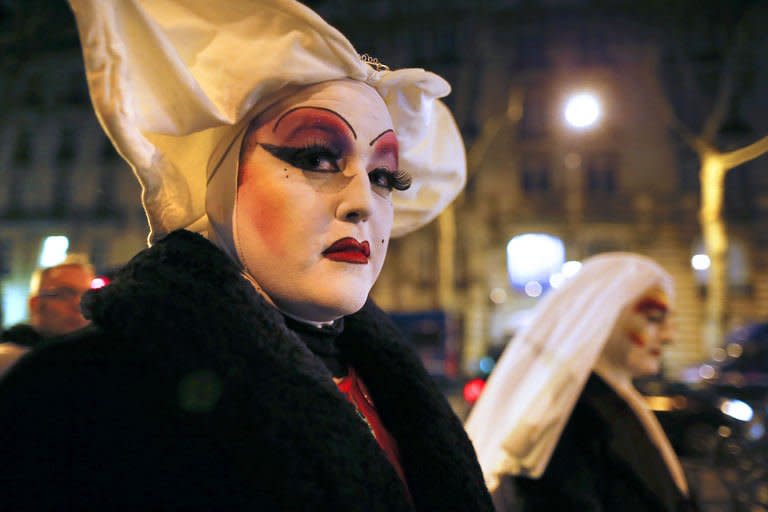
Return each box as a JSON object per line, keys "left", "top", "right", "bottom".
{"left": 562, "top": 91, "right": 602, "bottom": 240}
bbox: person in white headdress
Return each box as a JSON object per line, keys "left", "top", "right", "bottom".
{"left": 0, "top": 1, "right": 492, "bottom": 510}
{"left": 465, "top": 253, "right": 699, "bottom": 511}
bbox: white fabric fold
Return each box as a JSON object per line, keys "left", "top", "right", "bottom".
{"left": 68, "top": 0, "right": 466, "bottom": 243}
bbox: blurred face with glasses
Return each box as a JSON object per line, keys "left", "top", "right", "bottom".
{"left": 29, "top": 264, "right": 94, "bottom": 338}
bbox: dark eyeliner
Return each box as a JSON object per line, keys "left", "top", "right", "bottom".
{"left": 260, "top": 143, "right": 341, "bottom": 172}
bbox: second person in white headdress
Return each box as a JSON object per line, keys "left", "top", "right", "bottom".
{"left": 465, "top": 252, "right": 698, "bottom": 511}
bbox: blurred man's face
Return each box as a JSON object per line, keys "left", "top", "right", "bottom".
{"left": 30, "top": 265, "right": 94, "bottom": 337}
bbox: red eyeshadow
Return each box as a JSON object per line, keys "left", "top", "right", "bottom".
{"left": 629, "top": 331, "right": 646, "bottom": 347}
{"left": 371, "top": 130, "right": 399, "bottom": 168}
{"left": 274, "top": 111, "right": 352, "bottom": 155}
{"left": 634, "top": 297, "right": 668, "bottom": 313}
{"left": 274, "top": 107, "right": 355, "bottom": 139}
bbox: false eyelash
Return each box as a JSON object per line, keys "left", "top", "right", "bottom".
{"left": 260, "top": 142, "right": 412, "bottom": 191}
{"left": 369, "top": 168, "right": 412, "bottom": 191}
{"left": 388, "top": 169, "right": 412, "bottom": 191}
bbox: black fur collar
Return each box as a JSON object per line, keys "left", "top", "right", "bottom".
{"left": 81, "top": 230, "right": 492, "bottom": 511}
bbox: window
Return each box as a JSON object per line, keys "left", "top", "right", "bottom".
{"left": 101, "top": 138, "right": 119, "bottom": 163}
{"left": 0, "top": 239, "right": 10, "bottom": 277}
{"left": 692, "top": 239, "right": 753, "bottom": 298}
{"left": 520, "top": 153, "right": 550, "bottom": 192}
{"left": 23, "top": 81, "right": 45, "bottom": 106}
{"left": 517, "top": 31, "right": 549, "bottom": 70}
{"left": 518, "top": 87, "right": 550, "bottom": 139}
{"left": 585, "top": 152, "right": 618, "bottom": 193}
{"left": 65, "top": 74, "right": 88, "bottom": 105}
{"left": 585, "top": 239, "right": 621, "bottom": 257}
{"left": 575, "top": 29, "right": 612, "bottom": 67}
{"left": 12, "top": 130, "right": 32, "bottom": 165}
{"left": 56, "top": 128, "right": 77, "bottom": 166}
{"left": 90, "top": 238, "right": 108, "bottom": 272}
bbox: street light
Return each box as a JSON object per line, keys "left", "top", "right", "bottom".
{"left": 506, "top": 233, "right": 565, "bottom": 297}
{"left": 561, "top": 91, "right": 602, "bottom": 238}
{"left": 564, "top": 92, "right": 601, "bottom": 129}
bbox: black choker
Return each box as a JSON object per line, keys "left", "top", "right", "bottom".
{"left": 283, "top": 315, "right": 347, "bottom": 377}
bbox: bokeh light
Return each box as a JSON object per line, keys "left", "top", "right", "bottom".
{"left": 38, "top": 236, "right": 69, "bottom": 267}
{"left": 507, "top": 234, "right": 565, "bottom": 295}
{"left": 90, "top": 277, "right": 109, "bottom": 289}
{"left": 564, "top": 92, "right": 601, "bottom": 129}
{"left": 463, "top": 378, "right": 486, "bottom": 404}
{"left": 691, "top": 253, "right": 711, "bottom": 271}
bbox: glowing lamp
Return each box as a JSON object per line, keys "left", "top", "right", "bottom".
{"left": 39, "top": 236, "right": 69, "bottom": 267}
{"left": 691, "top": 254, "right": 711, "bottom": 271}
{"left": 507, "top": 234, "right": 565, "bottom": 295}
{"left": 564, "top": 92, "right": 601, "bottom": 129}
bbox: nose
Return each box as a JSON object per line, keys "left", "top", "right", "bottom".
{"left": 336, "top": 166, "right": 374, "bottom": 223}
{"left": 660, "top": 319, "right": 675, "bottom": 346}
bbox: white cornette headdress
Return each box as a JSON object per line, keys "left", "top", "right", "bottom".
{"left": 68, "top": 0, "right": 466, "bottom": 244}
{"left": 465, "top": 253, "right": 688, "bottom": 495}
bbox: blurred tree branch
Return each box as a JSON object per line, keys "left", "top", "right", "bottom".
{"left": 647, "top": 0, "right": 768, "bottom": 352}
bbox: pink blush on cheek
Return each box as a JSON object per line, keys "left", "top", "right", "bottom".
{"left": 238, "top": 184, "right": 288, "bottom": 257}
{"left": 628, "top": 330, "right": 646, "bottom": 347}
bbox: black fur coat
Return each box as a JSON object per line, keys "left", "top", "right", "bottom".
{"left": 0, "top": 230, "right": 492, "bottom": 511}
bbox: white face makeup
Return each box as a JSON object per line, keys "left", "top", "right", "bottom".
{"left": 234, "top": 80, "right": 408, "bottom": 322}
{"left": 610, "top": 287, "right": 674, "bottom": 378}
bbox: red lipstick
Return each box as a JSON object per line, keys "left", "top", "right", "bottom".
{"left": 323, "top": 237, "right": 370, "bottom": 264}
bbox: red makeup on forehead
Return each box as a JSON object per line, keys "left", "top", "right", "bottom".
{"left": 370, "top": 130, "right": 399, "bottom": 167}
{"left": 272, "top": 107, "right": 356, "bottom": 140}
{"left": 634, "top": 297, "right": 669, "bottom": 313}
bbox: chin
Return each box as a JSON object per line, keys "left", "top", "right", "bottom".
{"left": 632, "top": 363, "right": 661, "bottom": 379}
{"left": 278, "top": 293, "right": 368, "bottom": 323}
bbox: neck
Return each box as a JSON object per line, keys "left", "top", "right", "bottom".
{"left": 279, "top": 308, "right": 337, "bottom": 328}
{"left": 239, "top": 270, "right": 275, "bottom": 306}
{"left": 593, "top": 356, "right": 634, "bottom": 390}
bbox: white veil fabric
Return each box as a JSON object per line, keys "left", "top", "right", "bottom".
{"left": 68, "top": 0, "right": 466, "bottom": 244}
{"left": 464, "top": 253, "right": 687, "bottom": 494}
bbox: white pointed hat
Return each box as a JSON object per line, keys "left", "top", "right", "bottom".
{"left": 68, "top": 0, "right": 466, "bottom": 243}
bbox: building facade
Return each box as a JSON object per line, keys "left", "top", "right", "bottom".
{"left": 321, "top": 1, "right": 768, "bottom": 377}
{"left": 0, "top": 51, "right": 148, "bottom": 326}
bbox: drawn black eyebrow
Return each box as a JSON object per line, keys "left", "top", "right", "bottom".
{"left": 273, "top": 106, "right": 357, "bottom": 139}
{"left": 369, "top": 129, "right": 395, "bottom": 146}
